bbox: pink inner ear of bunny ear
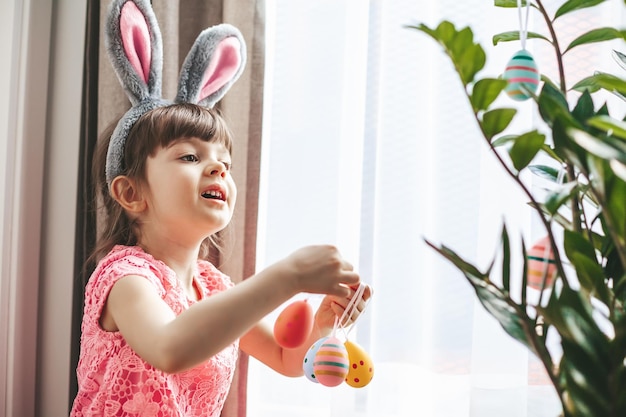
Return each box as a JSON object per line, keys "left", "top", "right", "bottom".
{"left": 198, "top": 37, "right": 242, "bottom": 101}
{"left": 120, "top": 1, "right": 151, "bottom": 84}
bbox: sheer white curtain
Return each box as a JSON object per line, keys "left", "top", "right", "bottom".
{"left": 249, "top": 1, "right": 625, "bottom": 416}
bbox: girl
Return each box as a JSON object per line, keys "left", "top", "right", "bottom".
{"left": 71, "top": 1, "right": 370, "bottom": 415}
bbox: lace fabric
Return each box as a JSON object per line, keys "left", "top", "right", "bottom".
{"left": 71, "top": 245, "right": 239, "bottom": 417}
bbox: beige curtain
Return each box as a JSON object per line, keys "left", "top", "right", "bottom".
{"left": 92, "top": 1, "right": 265, "bottom": 416}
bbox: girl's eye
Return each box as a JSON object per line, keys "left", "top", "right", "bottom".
{"left": 181, "top": 154, "right": 198, "bottom": 162}
{"left": 221, "top": 161, "right": 232, "bottom": 171}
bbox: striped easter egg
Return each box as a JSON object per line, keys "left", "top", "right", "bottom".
{"left": 526, "top": 236, "right": 557, "bottom": 290}
{"left": 313, "top": 336, "right": 349, "bottom": 387}
{"left": 503, "top": 49, "right": 540, "bottom": 101}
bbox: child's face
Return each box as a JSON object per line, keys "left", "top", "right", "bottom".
{"left": 141, "top": 137, "right": 236, "bottom": 241}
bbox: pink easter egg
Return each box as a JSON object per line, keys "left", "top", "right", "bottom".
{"left": 313, "top": 337, "right": 349, "bottom": 387}
{"left": 526, "top": 236, "right": 557, "bottom": 290}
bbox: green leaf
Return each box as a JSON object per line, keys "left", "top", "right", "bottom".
{"left": 613, "top": 50, "right": 626, "bottom": 72}
{"left": 538, "top": 82, "right": 573, "bottom": 127}
{"left": 587, "top": 154, "right": 607, "bottom": 198}
{"left": 509, "top": 130, "right": 546, "bottom": 171}
{"left": 482, "top": 108, "right": 517, "bottom": 141}
{"left": 559, "top": 343, "right": 611, "bottom": 415}
{"left": 611, "top": 159, "right": 626, "bottom": 182}
{"left": 492, "top": 134, "right": 516, "bottom": 147}
{"left": 492, "top": 31, "right": 550, "bottom": 46}
{"left": 471, "top": 78, "right": 507, "bottom": 112}
{"left": 564, "top": 28, "right": 626, "bottom": 54}
{"left": 572, "top": 72, "right": 626, "bottom": 97}
{"left": 564, "top": 229, "right": 598, "bottom": 264}
{"left": 570, "top": 253, "right": 612, "bottom": 304}
{"left": 521, "top": 239, "right": 528, "bottom": 306}
{"left": 572, "top": 90, "right": 596, "bottom": 122}
{"left": 408, "top": 21, "right": 486, "bottom": 85}
{"left": 540, "top": 286, "right": 609, "bottom": 360}
{"left": 529, "top": 164, "right": 562, "bottom": 182}
{"left": 587, "top": 116, "right": 626, "bottom": 140}
{"left": 552, "top": 119, "right": 586, "bottom": 169}
{"left": 555, "top": 0, "right": 608, "bottom": 20}
{"left": 425, "top": 240, "right": 534, "bottom": 350}
{"left": 495, "top": 0, "right": 529, "bottom": 7}
{"left": 605, "top": 179, "right": 626, "bottom": 242}
{"left": 569, "top": 127, "right": 626, "bottom": 161}
{"left": 501, "top": 226, "right": 511, "bottom": 293}
{"left": 543, "top": 181, "right": 579, "bottom": 215}
{"left": 563, "top": 230, "right": 611, "bottom": 303}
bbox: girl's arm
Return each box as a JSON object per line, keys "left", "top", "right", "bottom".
{"left": 104, "top": 245, "right": 360, "bottom": 373}
{"left": 239, "top": 285, "right": 372, "bottom": 377}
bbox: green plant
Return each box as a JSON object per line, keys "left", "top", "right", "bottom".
{"left": 407, "top": 1, "right": 626, "bottom": 416}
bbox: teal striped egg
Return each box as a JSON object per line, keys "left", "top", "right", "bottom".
{"left": 503, "top": 49, "right": 540, "bottom": 101}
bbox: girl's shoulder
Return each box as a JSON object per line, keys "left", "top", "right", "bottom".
{"left": 87, "top": 245, "right": 175, "bottom": 299}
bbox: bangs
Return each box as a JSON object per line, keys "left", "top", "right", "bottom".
{"left": 132, "top": 103, "right": 233, "bottom": 156}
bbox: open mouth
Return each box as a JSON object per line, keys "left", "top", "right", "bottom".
{"left": 201, "top": 189, "right": 225, "bottom": 201}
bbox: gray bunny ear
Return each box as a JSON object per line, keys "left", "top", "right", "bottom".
{"left": 176, "top": 24, "right": 247, "bottom": 107}
{"left": 105, "top": 0, "right": 163, "bottom": 105}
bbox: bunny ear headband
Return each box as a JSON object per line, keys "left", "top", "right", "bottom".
{"left": 104, "top": 0, "right": 247, "bottom": 183}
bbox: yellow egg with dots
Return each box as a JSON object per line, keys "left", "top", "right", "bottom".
{"left": 344, "top": 340, "right": 374, "bottom": 388}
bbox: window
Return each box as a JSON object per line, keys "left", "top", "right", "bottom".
{"left": 250, "top": 1, "right": 625, "bottom": 416}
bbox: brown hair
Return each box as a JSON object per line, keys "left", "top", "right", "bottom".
{"left": 89, "top": 103, "right": 234, "bottom": 264}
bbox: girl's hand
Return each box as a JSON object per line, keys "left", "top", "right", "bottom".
{"left": 282, "top": 245, "right": 360, "bottom": 297}
{"left": 315, "top": 284, "right": 373, "bottom": 332}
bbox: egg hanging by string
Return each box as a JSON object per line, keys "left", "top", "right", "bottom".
{"left": 526, "top": 235, "right": 557, "bottom": 290}
{"left": 503, "top": 0, "right": 540, "bottom": 101}
{"left": 302, "top": 336, "right": 329, "bottom": 383}
{"left": 273, "top": 299, "right": 314, "bottom": 349}
{"left": 344, "top": 340, "right": 374, "bottom": 388}
{"left": 503, "top": 49, "right": 540, "bottom": 101}
{"left": 313, "top": 336, "right": 350, "bottom": 387}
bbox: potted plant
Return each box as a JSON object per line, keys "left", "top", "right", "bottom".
{"left": 407, "top": 1, "right": 626, "bottom": 416}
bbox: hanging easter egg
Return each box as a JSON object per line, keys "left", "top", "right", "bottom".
{"left": 273, "top": 299, "right": 314, "bottom": 349}
{"left": 344, "top": 340, "right": 374, "bottom": 388}
{"left": 503, "top": 49, "right": 540, "bottom": 101}
{"left": 313, "top": 336, "right": 349, "bottom": 387}
{"left": 526, "top": 236, "right": 557, "bottom": 290}
{"left": 302, "top": 336, "right": 329, "bottom": 383}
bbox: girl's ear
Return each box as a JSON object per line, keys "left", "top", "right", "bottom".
{"left": 110, "top": 176, "right": 147, "bottom": 214}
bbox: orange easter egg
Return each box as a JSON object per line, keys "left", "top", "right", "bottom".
{"left": 526, "top": 236, "right": 557, "bottom": 290}
{"left": 273, "top": 299, "right": 314, "bottom": 349}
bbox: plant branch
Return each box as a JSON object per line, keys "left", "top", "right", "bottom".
{"left": 535, "top": 0, "right": 566, "bottom": 91}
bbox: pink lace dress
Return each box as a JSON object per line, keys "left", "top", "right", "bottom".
{"left": 70, "top": 245, "right": 239, "bottom": 417}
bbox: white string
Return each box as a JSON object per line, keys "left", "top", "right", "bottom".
{"left": 517, "top": 0, "right": 531, "bottom": 50}
{"left": 334, "top": 283, "right": 369, "bottom": 338}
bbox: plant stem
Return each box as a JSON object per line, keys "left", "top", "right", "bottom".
{"left": 535, "top": 0, "right": 566, "bottom": 91}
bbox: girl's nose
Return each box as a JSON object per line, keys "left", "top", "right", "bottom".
{"left": 207, "top": 161, "right": 227, "bottom": 177}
